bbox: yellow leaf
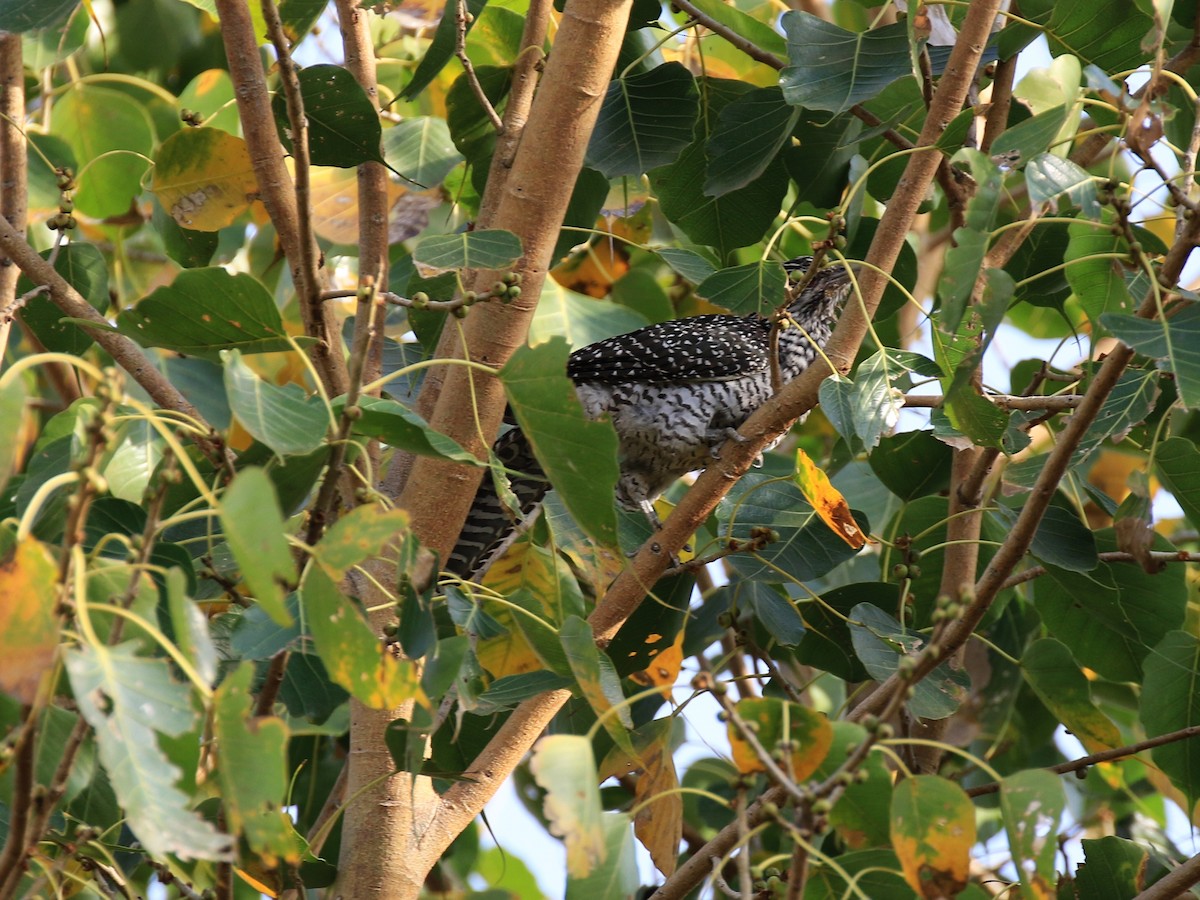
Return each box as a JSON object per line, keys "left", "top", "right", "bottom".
{"left": 891, "top": 775, "right": 975, "bottom": 899}
{"left": 628, "top": 627, "right": 684, "bottom": 700}
{"left": 0, "top": 538, "right": 60, "bottom": 704}
{"left": 632, "top": 733, "right": 683, "bottom": 878}
{"left": 727, "top": 698, "right": 833, "bottom": 781}
{"left": 793, "top": 448, "right": 866, "bottom": 549}
{"left": 152, "top": 127, "right": 258, "bottom": 231}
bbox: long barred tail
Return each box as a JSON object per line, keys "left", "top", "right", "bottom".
{"left": 445, "top": 425, "right": 550, "bottom": 578}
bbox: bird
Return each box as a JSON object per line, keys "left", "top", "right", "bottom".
{"left": 445, "top": 256, "right": 854, "bottom": 578}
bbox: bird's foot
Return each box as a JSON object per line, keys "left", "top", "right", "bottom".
{"left": 709, "top": 427, "right": 749, "bottom": 460}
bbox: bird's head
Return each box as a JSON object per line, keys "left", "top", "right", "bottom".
{"left": 781, "top": 256, "right": 855, "bottom": 323}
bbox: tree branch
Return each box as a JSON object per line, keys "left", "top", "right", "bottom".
{"left": 967, "top": 724, "right": 1200, "bottom": 798}
{"left": 214, "top": 0, "right": 348, "bottom": 397}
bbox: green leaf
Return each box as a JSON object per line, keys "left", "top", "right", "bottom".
{"left": 704, "top": 87, "right": 800, "bottom": 197}
{"left": 101, "top": 419, "right": 164, "bottom": 504}
{"left": 1023, "top": 638, "right": 1121, "bottom": 752}
{"left": 119, "top": 268, "right": 305, "bottom": 359}
{"left": 445, "top": 64, "right": 511, "bottom": 170}
{"left": 1068, "top": 212, "right": 1133, "bottom": 325}
{"left": 719, "top": 474, "right": 864, "bottom": 584}
{"left": 816, "top": 722, "right": 892, "bottom": 849}
{"left": 272, "top": 64, "right": 387, "bottom": 169}
{"left": 796, "top": 583, "right": 899, "bottom": 682}
{"left": 1035, "top": 529, "right": 1186, "bottom": 682}
{"left": 654, "top": 247, "right": 718, "bottom": 284}
{"left": 989, "top": 106, "right": 1069, "bottom": 167}
{"left": 743, "top": 581, "right": 805, "bottom": 646}
{"left": 695, "top": 259, "right": 787, "bottom": 316}
{"left": 1154, "top": 437, "right": 1200, "bottom": 530}
{"left": 937, "top": 150, "right": 1003, "bottom": 334}
{"left": 0, "top": 0, "right": 77, "bottom": 31}
{"left": 398, "top": 0, "right": 488, "bottom": 101}
{"left": 64, "top": 643, "right": 232, "bottom": 860}
{"left": 821, "top": 350, "right": 931, "bottom": 451}
{"left": 1077, "top": 836, "right": 1148, "bottom": 898}
{"left": 1045, "top": 0, "right": 1152, "bottom": 70}
{"left": 1029, "top": 504, "right": 1098, "bottom": 572}
{"left": 412, "top": 228, "right": 522, "bottom": 276}
{"left": 649, "top": 138, "right": 789, "bottom": 259}
{"left": 16, "top": 242, "right": 108, "bottom": 355}
{"left": 220, "top": 467, "right": 297, "bottom": 626}
{"left": 1026, "top": 153, "right": 1101, "bottom": 218}
{"left": 585, "top": 62, "right": 699, "bottom": 178}
{"left": 313, "top": 505, "right": 409, "bottom": 577}
{"left": 672, "top": 0, "right": 786, "bottom": 59}
{"left": 890, "top": 776, "right": 974, "bottom": 898}
{"left": 301, "top": 563, "right": 424, "bottom": 709}
{"left": 565, "top": 812, "right": 638, "bottom": 899}
{"left": 784, "top": 112, "right": 863, "bottom": 208}
{"left": 780, "top": 13, "right": 912, "bottom": 115}
{"left": 1102, "top": 305, "right": 1200, "bottom": 409}
{"left": 529, "top": 734, "right": 607, "bottom": 878}
{"left": 0, "top": 378, "right": 28, "bottom": 496}
{"left": 382, "top": 116, "right": 464, "bottom": 187}
{"left": 1140, "top": 630, "right": 1200, "bottom": 807}
{"left": 222, "top": 349, "right": 329, "bottom": 457}
{"left": 806, "top": 849, "right": 914, "bottom": 898}
{"left": 501, "top": 339, "right": 619, "bottom": 549}
{"left": 346, "top": 396, "right": 480, "bottom": 464}
{"left": 529, "top": 280, "right": 650, "bottom": 350}
{"left": 51, "top": 84, "right": 154, "bottom": 218}
{"left": 849, "top": 604, "right": 969, "bottom": 719}
{"left": 1001, "top": 770, "right": 1065, "bottom": 900}
{"left": 164, "top": 568, "right": 217, "bottom": 687}
{"left": 727, "top": 697, "right": 833, "bottom": 780}
{"left": 213, "top": 664, "right": 300, "bottom": 863}
{"left": 560, "top": 616, "right": 633, "bottom": 752}
{"left": 867, "top": 430, "right": 953, "bottom": 501}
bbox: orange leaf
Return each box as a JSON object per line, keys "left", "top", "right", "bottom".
{"left": 727, "top": 698, "right": 833, "bottom": 781}
{"left": 0, "top": 538, "right": 60, "bottom": 704}
{"left": 891, "top": 775, "right": 975, "bottom": 899}
{"left": 633, "top": 734, "right": 683, "bottom": 878}
{"left": 793, "top": 448, "right": 866, "bottom": 549}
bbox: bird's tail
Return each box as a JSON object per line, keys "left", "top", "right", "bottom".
{"left": 445, "top": 425, "right": 550, "bottom": 579}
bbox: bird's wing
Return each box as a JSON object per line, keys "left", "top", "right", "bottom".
{"left": 567, "top": 315, "right": 771, "bottom": 385}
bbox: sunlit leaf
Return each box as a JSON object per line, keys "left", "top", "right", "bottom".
{"left": 51, "top": 84, "right": 153, "bottom": 218}
{"left": 120, "top": 268, "right": 309, "bottom": 359}
{"left": 313, "top": 505, "right": 409, "bottom": 578}
{"left": 794, "top": 448, "right": 867, "bottom": 549}
{"left": 222, "top": 350, "right": 329, "bottom": 457}
{"left": 152, "top": 127, "right": 258, "bottom": 231}
{"left": 530, "top": 734, "right": 607, "bottom": 878}
{"left": 65, "top": 642, "right": 233, "bottom": 861}
{"left": 301, "top": 564, "right": 425, "bottom": 709}
{"left": 0, "top": 537, "right": 59, "bottom": 703}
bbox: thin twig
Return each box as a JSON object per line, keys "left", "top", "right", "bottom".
{"left": 455, "top": 0, "right": 504, "bottom": 133}
{"left": 967, "top": 724, "right": 1200, "bottom": 797}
